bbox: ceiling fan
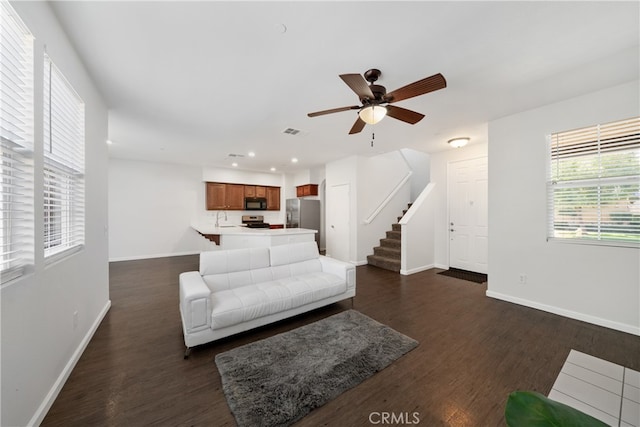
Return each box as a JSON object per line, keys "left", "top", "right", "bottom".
{"left": 307, "top": 68, "right": 447, "bottom": 134}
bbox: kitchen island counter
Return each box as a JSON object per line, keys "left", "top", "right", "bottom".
{"left": 191, "top": 223, "right": 317, "bottom": 249}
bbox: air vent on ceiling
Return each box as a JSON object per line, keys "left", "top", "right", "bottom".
{"left": 227, "top": 153, "right": 245, "bottom": 158}
{"left": 282, "top": 127, "right": 301, "bottom": 136}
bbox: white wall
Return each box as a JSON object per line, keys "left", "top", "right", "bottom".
{"left": 430, "top": 134, "right": 489, "bottom": 269}
{"left": 109, "top": 159, "right": 292, "bottom": 260}
{"left": 400, "top": 148, "right": 430, "bottom": 200}
{"left": 1, "top": 2, "right": 110, "bottom": 426}
{"left": 325, "top": 151, "right": 412, "bottom": 264}
{"left": 487, "top": 80, "right": 640, "bottom": 335}
{"left": 357, "top": 151, "right": 411, "bottom": 263}
{"left": 202, "top": 166, "right": 283, "bottom": 187}
{"left": 109, "top": 158, "right": 215, "bottom": 260}
{"left": 401, "top": 183, "right": 436, "bottom": 275}
{"left": 325, "top": 156, "right": 358, "bottom": 262}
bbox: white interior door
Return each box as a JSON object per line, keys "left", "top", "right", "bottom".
{"left": 327, "top": 184, "right": 350, "bottom": 262}
{"left": 449, "top": 157, "right": 488, "bottom": 274}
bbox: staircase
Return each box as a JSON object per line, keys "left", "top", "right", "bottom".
{"left": 366, "top": 204, "right": 411, "bottom": 272}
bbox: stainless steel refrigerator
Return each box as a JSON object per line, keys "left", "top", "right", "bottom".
{"left": 286, "top": 199, "right": 320, "bottom": 245}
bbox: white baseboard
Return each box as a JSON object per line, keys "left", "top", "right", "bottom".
{"left": 352, "top": 260, "right": 368, "bottom": 266}
{"left": 434, "top": 263, "right": 448, "bottom": 270}
{"left": 400, "top": 264, "right": 435, "bottom": 275}
{"left": 486, "top": 290, "right": 640, "bottom": 336}
{"left": 109, "top": 251, "right": 200, "bottom": 262}
{"left": 29, "top": 300, "right": 112, "bottom": 426}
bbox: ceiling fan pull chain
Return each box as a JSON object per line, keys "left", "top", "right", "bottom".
{"left": 371, "top": 132, "right": 375, "bottom": 147}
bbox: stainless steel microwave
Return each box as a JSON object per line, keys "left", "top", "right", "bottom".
{"left": 245, "top": 197, "right": 267, "bottom": 210}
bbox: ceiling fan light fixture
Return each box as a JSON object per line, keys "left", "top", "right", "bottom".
{"left": 359, "top": 105, "right": 387, "bottom": 125}
{"left": 448, "top": 137, "right": 469, "bottom": 148}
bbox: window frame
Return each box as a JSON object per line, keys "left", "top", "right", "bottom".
{"left": 1, "top": 0, "right": 35, "bottom": 285}
{"left": 546, "top": 117, "right": 640, "bottom": 248}
{"left": 43, "top": 53, "right": 85, "bottom": 262}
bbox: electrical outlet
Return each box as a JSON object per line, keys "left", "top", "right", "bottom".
{"left": 519, "top": 274, "right": 527, "bottom": 284}
{"left": 73, "top": 311, "right": 78, "bottom": 329}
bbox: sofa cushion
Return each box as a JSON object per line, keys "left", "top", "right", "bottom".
{"left": 200, "top": 247, "right": 271, "bottom": 292}
{"left": 270, "top": 241, "right": 322, "bottom": 279}
{"left": 269, "top": 241, "right": 319, "bottom": 266}
{"left": 210, "top": 272, "right": 347, "bottom": 330}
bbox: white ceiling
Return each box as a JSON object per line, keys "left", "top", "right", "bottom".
{"left": 49, "top": 1, "right": 639, "bottom": 173}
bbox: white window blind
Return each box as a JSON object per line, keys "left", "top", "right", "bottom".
{"left": 548, "top": 117, "right": 640, "bottom": 246}
{"left": 1, "top": 0, "right": 34, "bottom": 284}
{"left": 43, "top": 54, "right": 85, "bottom": 259}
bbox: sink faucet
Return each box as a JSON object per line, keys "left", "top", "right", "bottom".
{"left": 215, "top": 211, "right": 227, "bottom": 227}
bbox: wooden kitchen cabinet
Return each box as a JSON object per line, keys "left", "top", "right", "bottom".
{"left": 206, "top": 182, "right": 245, "bottom": 210}
{"left": 226, "top": 184, "right": 245, "bottom": 209}
{"left": 266, "top": 186, "right": 280, "bottom": 211}
{"left": 245, "top": 185, "right": 267, "bottom": 198}
{"left": 206, "top": 183, "right": 227, "bottom": 210}
{"left": 296, "top": 184, "right": 318, "bottom": 197}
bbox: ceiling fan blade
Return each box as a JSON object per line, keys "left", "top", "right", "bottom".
{"left": 385, "top": 105, "right": 425, "bottom": 125}
{"left": 340, "top": 74, "right": 375, "bottom": 100}
{"left": 385, "top": 73, "right": 447, "bottom": 103}
{"left": 349, "top": 117, "right": 366, "bottom": 134}
{"left": 307, "top": 105, "right": 360, "bottom": 117}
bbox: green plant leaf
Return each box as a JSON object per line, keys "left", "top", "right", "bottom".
{"left": 505, "top": 391, "right": 609, "bottom": 427}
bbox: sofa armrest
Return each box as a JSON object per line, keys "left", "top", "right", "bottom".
{"left": 319, "top": 256, "right": 356, "bottom": 290}
{"left": 179, "top": 271, "right": 212, "bottom": 333}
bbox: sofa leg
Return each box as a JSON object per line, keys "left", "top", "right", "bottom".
{"left": 184, "top": 347, "right": 191, "bottom": 359}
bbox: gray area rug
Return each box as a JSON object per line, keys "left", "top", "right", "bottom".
{"left": 215, "top": 310, "right": 418, "bottom": 427}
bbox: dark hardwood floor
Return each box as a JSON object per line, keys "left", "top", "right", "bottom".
{"left": 42, "top": 256, "right": 640, "bottom": 426}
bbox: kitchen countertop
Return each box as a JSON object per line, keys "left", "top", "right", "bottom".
{"left": 191, "top": 223, "right": 317, "bottom": 236}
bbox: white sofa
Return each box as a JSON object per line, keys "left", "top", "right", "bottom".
{"left": 179, "top": 241, "right": 356, "bottom": 356}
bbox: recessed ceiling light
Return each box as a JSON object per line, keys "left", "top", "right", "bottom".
{"left": 232, "top": 162, "right": 238, "bottom": 167}
{"left": 248, "top": 151, "right": 255, "bottom": 157}
{"left": 270, "top": 167, "right": 276, "bottom": 172}
{"left": 291, "top": 158, "right": 298, "bottom": 163}
{"left": 106, "top": 139, "right": 113, "bottom": 145}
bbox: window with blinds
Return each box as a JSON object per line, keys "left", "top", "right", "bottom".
{"left": 43, "top": 54, "right": 85, "bottom": 259}
{"left": 548, "top": 116, "right": 640, "bottom": 246}
{"left": 1, "top": 0, "right": 34, "bottom": 284}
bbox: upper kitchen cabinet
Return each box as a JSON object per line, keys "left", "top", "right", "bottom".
{"left": 296, "top": 184, "right": 318, "bottom": 197}
{"left": 206, "top": 183, "right": 226, "bottom": 210}
{"left": 245, "top": 185, "right": 267, "bottom": 198}
{"left": 266, "top": 186, "right": 280, "bottom": 211}
{"left": 226, "top": 184, "right": 245, "bottom": 209}
{"left": 206, "top": 182, "right": 244, "bottom": 210}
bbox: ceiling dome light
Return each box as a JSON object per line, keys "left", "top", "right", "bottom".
{"left": 448, "top": 137, "right": 469, "bottom": 148}
{"left": 358, "top": 105, "right": 387, "bottom": 125}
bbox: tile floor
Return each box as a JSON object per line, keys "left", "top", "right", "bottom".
{"left": 549, "top": 349, "right": 640, "bottom": 427}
